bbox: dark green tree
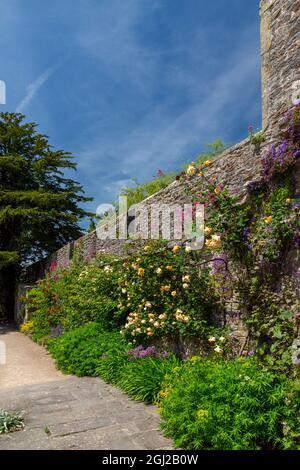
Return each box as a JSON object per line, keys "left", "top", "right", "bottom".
{"left": 0, "top": 112, "right": 92, "bottom": 318}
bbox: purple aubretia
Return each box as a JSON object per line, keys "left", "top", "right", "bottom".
{"left": 128, "top": 345, "right": 169, "bottom": 360}
{"left": 261, "top": 139, "right": 296, "bottom": 181}
{"left": 261, "top": 104, "right": 300, "bottom": 181}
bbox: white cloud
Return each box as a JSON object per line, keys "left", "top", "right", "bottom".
{"left": 16, "top": 67, "right": 55, "bottom": 113}
{"left": 77, "top": 23, "right": 261, "bottom": 206}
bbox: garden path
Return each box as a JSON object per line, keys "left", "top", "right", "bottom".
{"left": 0, "top": 326, "right": 172, "bottom": 450}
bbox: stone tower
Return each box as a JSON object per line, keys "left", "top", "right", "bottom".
{"left": 260, "top": 0, "right": 300, "bottom": 130}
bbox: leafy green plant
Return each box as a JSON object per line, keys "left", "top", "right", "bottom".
{"left": 248, "top": 125, "right": 265, "bottom": 152}
{"left": 160, "top": 357, "right": 300, "bottom": 450}
{"left": 117, "top": 355, "right": 180, "bottom": 404}
{"left": 21, "top": 254, "right": 128, "bottom": 342}
{"left": 0, "top": 410, "right": 24, "bottom": 434}
{"left": 96, "top": 350, "right": 129, "bottom": 385}
{"left": 47, "top": 323, "right": 128, "bottom": 376}
{"left": 119, "top": 171, "right": 176, "bottom": 210}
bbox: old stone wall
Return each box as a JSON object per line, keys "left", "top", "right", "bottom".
{"left": 25, "top": 136, "right": 269, "bottom": 277}
{"left": 261, "top": 0, "right": 300, "bottom": 131}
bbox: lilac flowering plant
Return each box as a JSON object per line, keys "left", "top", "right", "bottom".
{"left": 128, "top": 345, "right": 169, "bottom": 360}
{"left": 262, "top": 104, "right": 300, "bottom": 181}
{"left": 261, "top": 139, "right": 297, "bottom": 181}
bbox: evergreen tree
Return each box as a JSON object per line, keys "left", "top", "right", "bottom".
{"left": 0, "top": 112, "right": 92, "bottom": 318}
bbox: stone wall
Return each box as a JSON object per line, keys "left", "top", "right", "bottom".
{"left": 261, "top": 0, "right": 300, "bottom": 131}
{"left": 25, "top": 134, "right": 270, "bottom": 277}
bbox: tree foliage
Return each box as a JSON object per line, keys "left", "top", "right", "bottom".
{"left": 0, "top": 112, "right": 91, "bottom": 318}
{"left": 0, "top": 112, "right": 91, "bottom": 267}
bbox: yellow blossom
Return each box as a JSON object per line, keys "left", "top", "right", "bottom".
{"left": 186, "top": 164, "right": 196, "bottom": 175}
{"left": 172, "top": 245, "right": 181, "bottom": 254}
{"left": 154, "top": 321, "right": 160, "bottom": 328}
{"left": 160, "top": 285, "right": 171, "bottom": 292}
{"left": 214, "top": 346, "right": 223, "bottom": 354}
{"left": 166, "top": 265, "right": 173, "bottom": 271}
{"left": 182, "top": 283, "right": 189, "bottom": 289}
{"left": 205, "top": 234, "right": 222, "bottom": 251}
{"left": 156, "top": 267, "right": 162, "bottom": 274}
{"left": 219, "top": 336, "right": 226, "bottom": 343}
{"left": 185, "top": 245, "right": 192, "bottom": 253}
{"left": 138, "top": 267, "right": 145, "bottom": 277}
{"left": 208, "top": 336, "right": 216, "bottom": 343}
{"left": 214, "top": 187, "right": 221, "bottom": 195}
{"left": 204, "top": 160, "right": 211, "bottom": 166}
{"left": 147, "top": 331, "right": 154, "bottom": 337}
{"left": 204, "top": 226, "right": 213, "bottom": 235}
{"left": 144, "top": 245, "right": 151, "bottom": 252}
{"left": 171, "top": 290, "right": 177, "bottom": 297}
{"left": 264, "top": 215, "right": 273, "bottom": 224}
{"left": 145, "top": 301, "right": 152, "bottom": 308}
{"left": 159, "top": 313, "right": 167, "bottom": 320}
{"left": 197, "top": 409, "right": 209, "bottom": 419}
{"left": 198, "top": 171, "right": 204, "bottom": 177}
{"left": 190, "top": 356, "right": 200, "bottom": 363}
{"left": 286, "top": 198, "right": 292, "bottom": 204}
{"left": 182, "top": 275, "right": 190, "bottom": 282}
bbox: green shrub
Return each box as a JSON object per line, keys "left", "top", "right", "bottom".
{"left": 96, "top": 351, "right": 129, "bottom": 385}
{"left": 23, "top": 241, "right": 221, "bottom": 347}
{"left": 23, "top": 277, "right": 65, "bottom": 342}
{"left": 159, "top": 357, "right": 300, "bottom": 450}
{"left": 117, "top": 355, "right": 180, "bottom": 404}
{"left": 47, "top": 323, "right": 128, "bottom": 376}
{"left": 22, "top": 255, "right": 128, "bottom": 342}
{"left": 118, "top": 172, "right": 176, "bottom": 210}
{"left": 58, "top": 258, "right": 126, "bottom": 331}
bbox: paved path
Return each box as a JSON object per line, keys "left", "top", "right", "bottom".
{"left": 0, "top": 326, "right": 172, "bottom": 450}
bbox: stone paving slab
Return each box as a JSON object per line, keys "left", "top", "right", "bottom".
{"left": 0, "top": 327, "right": 173, "bottom": 450}
{"left": 0, "top": 378, "right": 172, "bottom": 450}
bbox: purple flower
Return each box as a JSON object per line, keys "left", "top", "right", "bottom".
{"left": 128, "top": 345, "right": 169, "bottom": 360}
{"left": 243, "top": 227, "right": 251, "bottom": 239}
{"left": 294, "top": 234, "right": 300, "bottom": 248}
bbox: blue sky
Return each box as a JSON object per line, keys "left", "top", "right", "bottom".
{"left": 0, "top": 0, "right": 261, "bottom": 219}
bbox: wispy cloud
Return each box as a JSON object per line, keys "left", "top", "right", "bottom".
{"left": 77, "top": 21, "right": 261, "bottom": 211}
{"left": 16, "top": 67, "right": 55, "bottom": 113}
